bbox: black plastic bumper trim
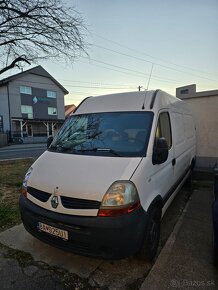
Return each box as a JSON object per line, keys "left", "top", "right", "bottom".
{"left": 19, "top": 195, "right": 149, "bottom": 259}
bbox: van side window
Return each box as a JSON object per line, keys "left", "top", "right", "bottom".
{"left": 155, "top": 112, "right": 172, "bottom": 148}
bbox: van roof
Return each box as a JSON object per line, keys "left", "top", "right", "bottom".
{"left": 74, "top": 90, "right": 183, "bottom": 114}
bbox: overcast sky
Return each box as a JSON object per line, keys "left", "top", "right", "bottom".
{"left": 6, "top": 0, "right": 218, "bottom": 105}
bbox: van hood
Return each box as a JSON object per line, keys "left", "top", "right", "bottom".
{"left": 27, "top": 151, "right": 142, "bottom": 216}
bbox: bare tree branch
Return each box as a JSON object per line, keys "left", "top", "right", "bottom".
{"left": 0, "top": 55, "right": 31, "bottom": 75}
{"left": 0, "top": 0, "right": 87, "bottom": 76}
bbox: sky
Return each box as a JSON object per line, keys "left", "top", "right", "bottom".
{"left": 3, "top": 0, "right": 218, "bottom": 105}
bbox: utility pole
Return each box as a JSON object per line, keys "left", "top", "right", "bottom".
{"left": 138, "top": 85, "right": 143, "bottom": 91}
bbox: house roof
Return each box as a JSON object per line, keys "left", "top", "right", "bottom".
{"left": 65, "top": 104, "right": 76, "bottom": 117}
{"left": 0, "top": 65, "right": 69, "bottom": 94}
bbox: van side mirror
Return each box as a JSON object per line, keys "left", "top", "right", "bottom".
{"left": 152, "top": 137, "right": 169, "bottom": 165}
{"left": 47, "top": 136, "right": 53, "bottom": 148}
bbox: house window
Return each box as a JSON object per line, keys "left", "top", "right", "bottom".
{"left": 20, "top": 86, "right": 32, "bottom": 95}
{"left": 48, "top": 107, "right": 57, "bottom": 115}
{"left": 47, "top": 90, "right": 56, "bottom": 98}
{"left": 21, "top": 105, "right": 33, "bottom": 119}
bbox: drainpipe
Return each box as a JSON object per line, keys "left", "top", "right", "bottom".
{"left": 6, "top": 83, "right": 12, "bottom": 140}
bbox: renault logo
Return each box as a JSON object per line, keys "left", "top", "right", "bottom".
{"left": 51, "top": 187, "right": 59, "bottom": 209}
{"left": 51, "top": 196, "right": 59, "bottom": 209}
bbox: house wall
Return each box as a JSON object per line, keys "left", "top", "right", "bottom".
{"left": 8, "top": 73, "right": 65, "bottom": 120}
{"left": 183, "top": 96, "right": 218, "bottom": 168}
{"left": 0, "top": 86, "right": 10, "bottom": 131}
{"left": 177, "top": 85, "right": 218, "bottom": 168}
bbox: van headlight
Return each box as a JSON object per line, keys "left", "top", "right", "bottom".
{"left": 98, "top": 181, "right": 141, "bottom": 216}
{"left": 22, "top": 167, "right": 33, "bottom": 197}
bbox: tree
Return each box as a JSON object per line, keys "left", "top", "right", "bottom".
{"left": 0, "top": 0, "right": 87, "bottom": 75}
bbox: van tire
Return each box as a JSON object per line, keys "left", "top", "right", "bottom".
{"left": 138, "top": 207, "right": 161, "bottom": 262}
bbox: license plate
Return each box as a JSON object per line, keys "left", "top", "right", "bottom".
{"left": 37, "top": 222, "right": 68, "bottom": 241}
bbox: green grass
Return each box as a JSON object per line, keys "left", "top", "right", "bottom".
{"left": 0, "top": 159, "right": 34, "bottom": 231}
{"left": 0, "top": 204, "right": 20, "bottom": 228}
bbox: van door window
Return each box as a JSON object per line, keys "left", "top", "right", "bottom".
{"left": 155, "top": 112, "right": 172, "bottom": 149}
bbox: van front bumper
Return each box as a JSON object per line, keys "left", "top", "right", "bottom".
{"left": 19, "top": 195, "right": 149, "bottom": 259}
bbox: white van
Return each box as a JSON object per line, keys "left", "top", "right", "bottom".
{"left": 20, "top": 90, "right": 196, "bottom": 260}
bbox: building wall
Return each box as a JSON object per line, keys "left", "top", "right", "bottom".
{"left": 0, "top": 133, "right": 7, "bottom": 147}
{"left": 8, "top": 73, "right": 65, "bottom": 120}
{"left": 177, "top": 85, "right": 218, "bottom": 168}
{"left": 0, "top": 86, "right": 10, "bottom": 131}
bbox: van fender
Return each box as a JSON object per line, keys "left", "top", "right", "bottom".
{"left": 143, "top": 194, "right": 163, "bottom": 220}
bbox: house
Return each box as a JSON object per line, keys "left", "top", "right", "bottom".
{"left": 176, "top": 84, "right": 218, "bottom": 168}
{"left": 65, "top": 104, "right": 76, "bottom": 118}
{"left": 0, "top": 65, "right": 68, "bottom": 143}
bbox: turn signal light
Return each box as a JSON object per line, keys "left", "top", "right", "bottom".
{"left": 22, "top": 187, "right": 27, "bottom": 198}
{"left": 98, "top": 201, "right": 141, "bottom": 217}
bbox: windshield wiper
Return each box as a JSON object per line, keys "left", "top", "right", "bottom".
{"left": 50, "top": 145, "right": 122, "bottom": 156}
{"left": 49, "top": 144, "right": 72, "bottom": 152}
{"left": 75, "top": 147, "right": 122, "bottom": 157}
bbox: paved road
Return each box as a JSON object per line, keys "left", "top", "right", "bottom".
{"left": 0, "top": 144, "right": 47, "bottom": 160}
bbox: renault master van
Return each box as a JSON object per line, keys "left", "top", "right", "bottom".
{"left": 19, "top": 90, "right": 196, "bottom": 260}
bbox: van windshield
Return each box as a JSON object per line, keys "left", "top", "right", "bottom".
{"left": 49, "top": 112, "right": 153, "bottom": 157}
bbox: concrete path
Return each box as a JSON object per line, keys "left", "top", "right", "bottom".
{"left": 140, "top": 187, "right": 218, "bottom": 290}
{"left": 0, "top": 224, "right": 101, "bottom": 278}
{"left": 0, "top": 247, "right": 63, "bottom": 290}
{"left": 0, "top": 224, "right": 150, "bottom": 289}
{"left": 0, "top": 183, "right": 216, "bottom": 289}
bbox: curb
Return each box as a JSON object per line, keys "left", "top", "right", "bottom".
{"left": 0, "top": 157, "right": 34, "bottom": 162}
{"left": 140, "top": 196, "right": 191, "bottom": 289}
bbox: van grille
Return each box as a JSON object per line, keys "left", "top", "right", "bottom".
{"left": 61, "top": 196, "right": 101, "bottom": 209}
{"left": 27, "top": 187, "right": 51, "bottom": 202}
{"left": 27, "top": 186, "right": 101, "bottom": 209}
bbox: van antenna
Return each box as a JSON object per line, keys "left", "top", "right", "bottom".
{"left": 142, "top": 63, "right": 154, "bottom": 109}
{"left": 146, "top": 63, "right": 154, "bottom": 91}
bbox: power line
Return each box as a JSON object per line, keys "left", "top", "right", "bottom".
{"left": 68, "top": 90, "right": 99, "bottom": 96}
{"left": 13, "top": 78, "right": 136, "bottom": 90}
{"left": 92, "top": 33, "right": 217, "bottom": 79}
{"left": 63, "top": 84, "right": 136, "bottom": 90}
{"left": 91, "top": 43, "right": 217, "bottom": 83}
{"left": 59, "top": 79, "right": 137, "bottom": 87}
{"left": 78, "top": 59, "right": 148, "bottom": 79}
{"left": 80, "top": 57, "right": 181, "bottom": 84}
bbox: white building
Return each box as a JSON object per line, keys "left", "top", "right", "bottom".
{"left": 177, "top": 84, "right": 218, "bottom": 168}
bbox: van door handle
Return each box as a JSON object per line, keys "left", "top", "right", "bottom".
{"left": 172, "top": 158, "right": 176, "bottom": 166}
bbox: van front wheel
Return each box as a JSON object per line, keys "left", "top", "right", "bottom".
{"left": 138, "top": 207, "right": 161, "bottom": 262}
